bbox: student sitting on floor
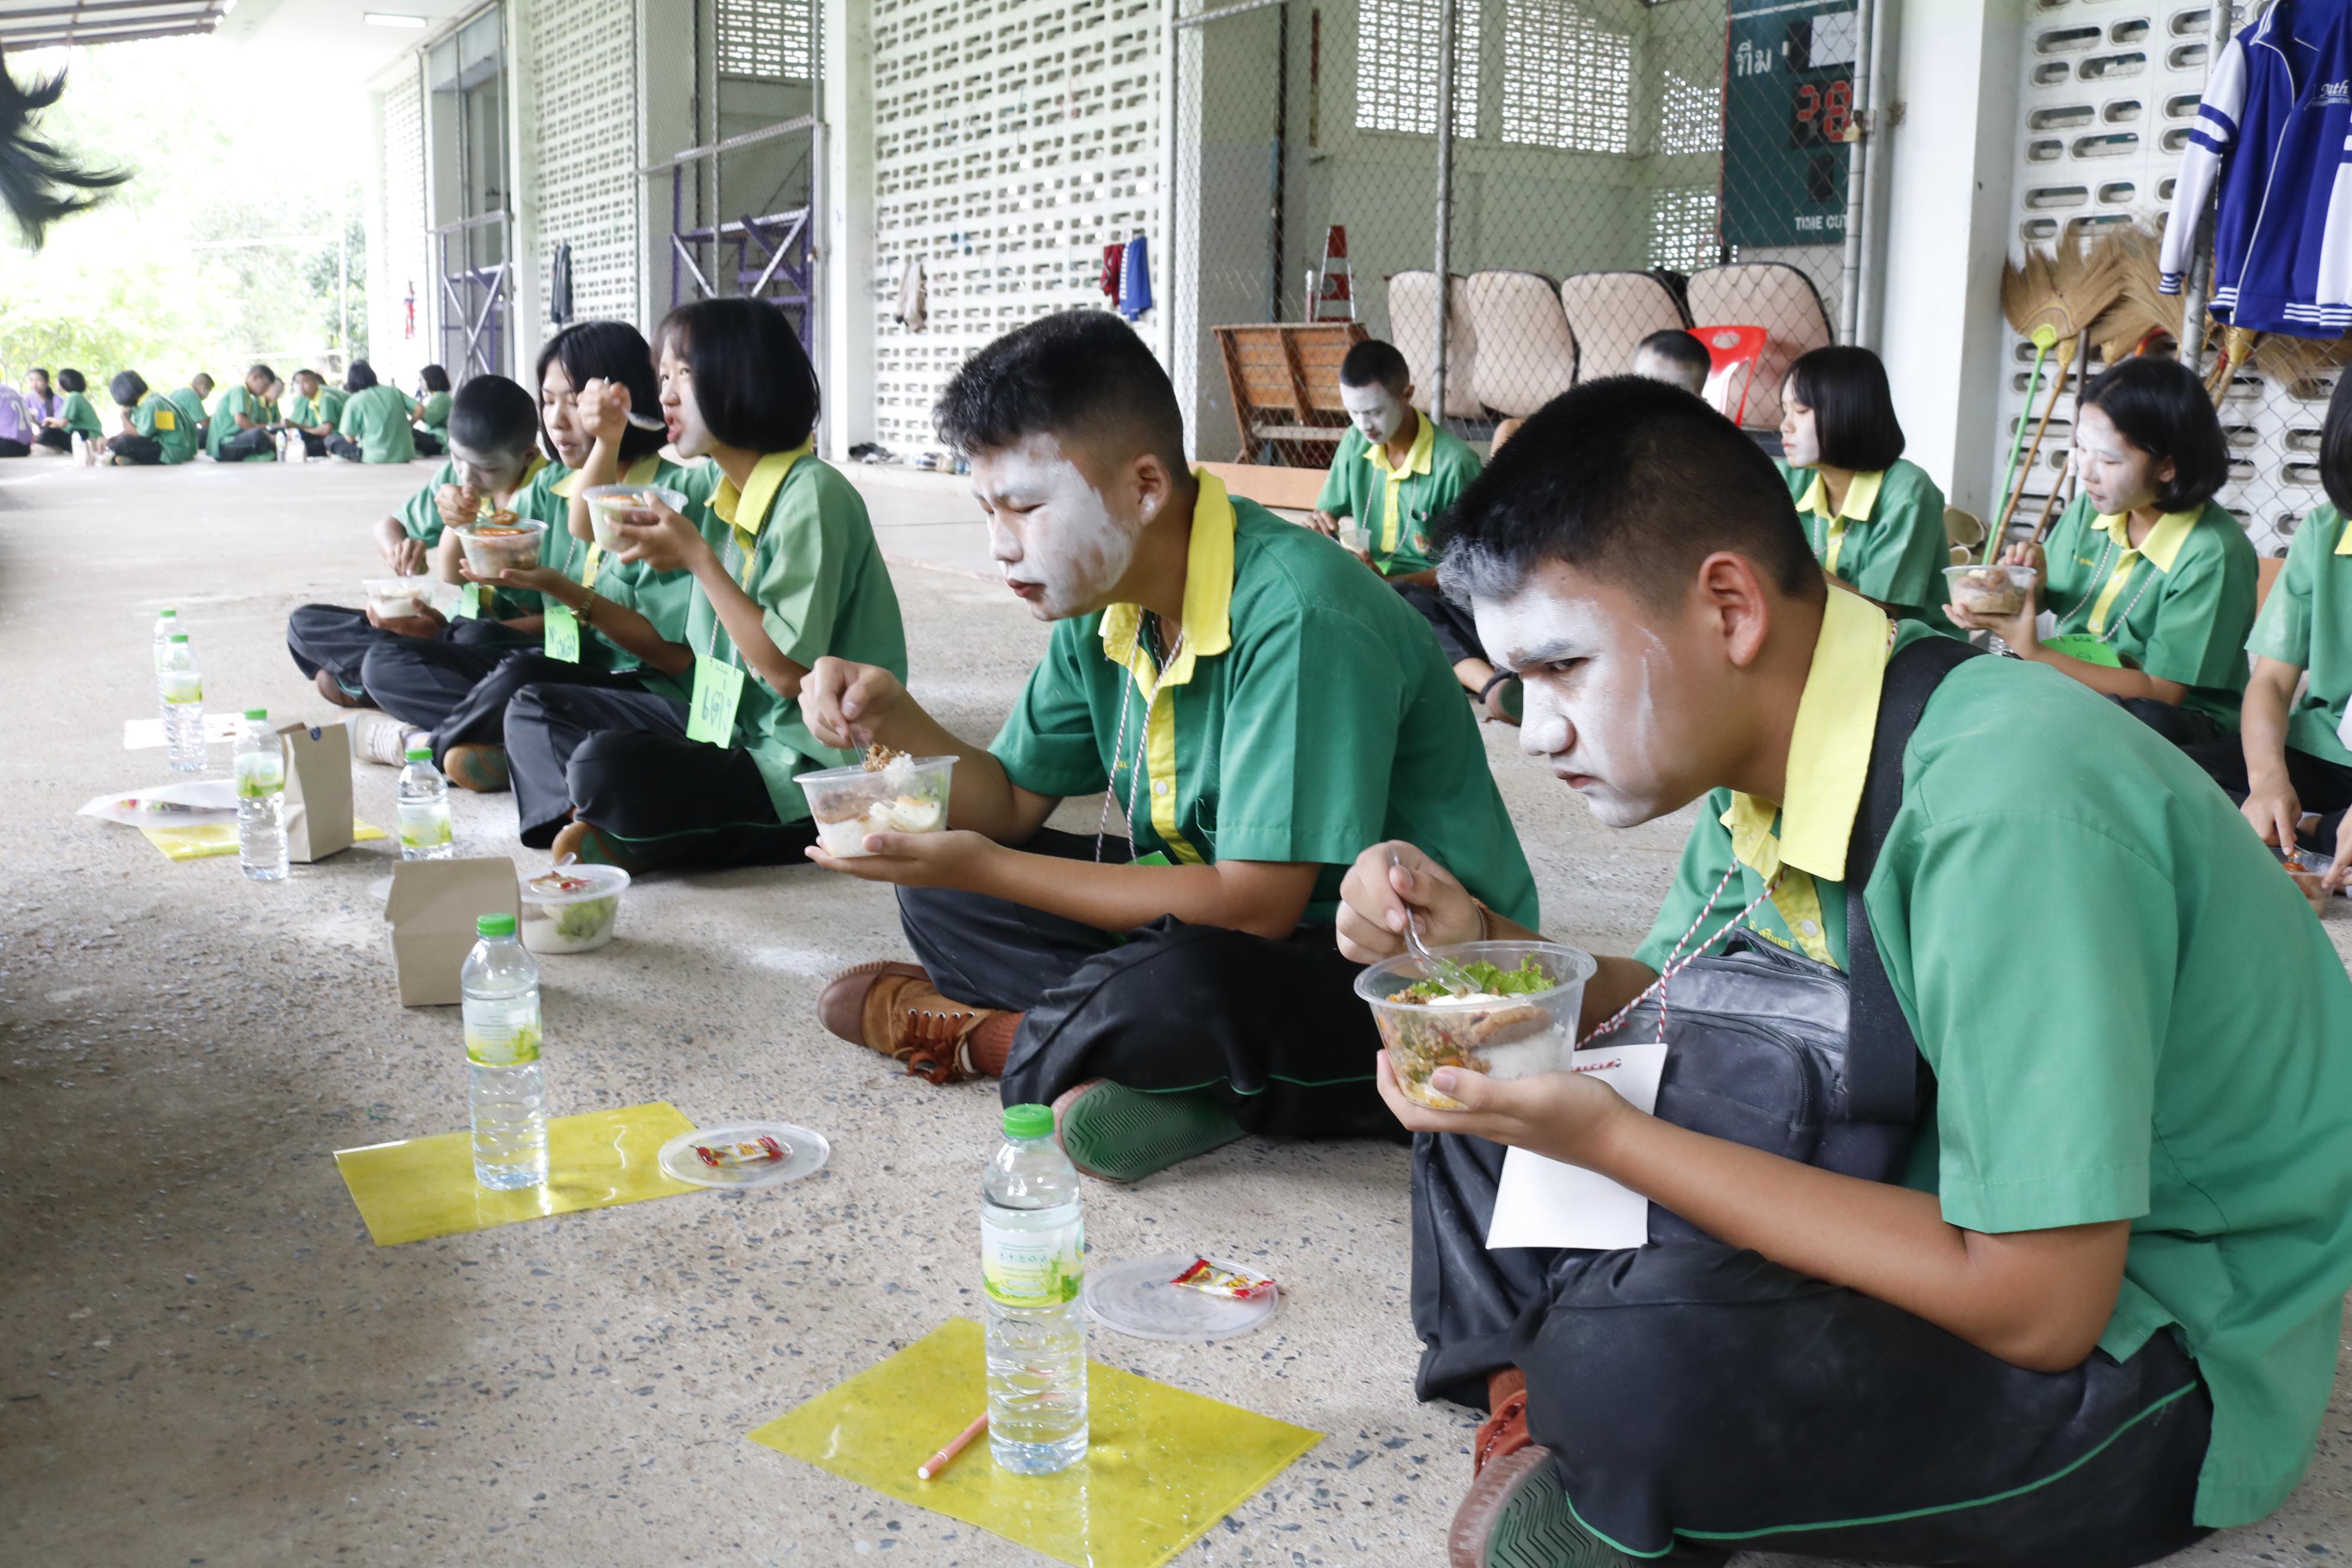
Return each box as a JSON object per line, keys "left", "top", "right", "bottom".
{"left": 502, "top": 296, "right": 904, "bottom": 874}
{"left": 1306, "top": 339, "right": 1508, "bottom": 720}
{"left": 413, "top": 363, "right": 452, "bottom": 457}
{"left": 0, "top": 374, "right": 31, "bottom": 456}
{"left": 167, "top": 373, "right": 211, "bottom": 450}
{"left": 357, "top": 320, "right": 715, "bottom": 793}
{"left": 286, "top": 375, "right": 553, "bottom": 731}
{"left": 207, "top": 364, "right": 280, "bottom": 462}
{"left": 25, "top": 367, "right": 61, "bottom": 430}
{"left": 1946, "top": 355, "right": 2256, "bottom": 748}
{"left": 32, "top": 368, "right": 102, "bottom": 453}
{"left": 329, "top": 360, "right": 417, "bottom": 465}
{"left": 285, "top": 369, "right": 347, "bottom": 459}
{"left": 2187, "top": 369, "right": 2352, "bottom": 892}
{"left": 1337, "top": 375, "right": 2352, "bottom": 1568}
{"left": 106, "top": 372, "right": 197, "bottom": 466}
{"left": 801, "top": 310, "right": 1537, "bottom": 1183}
{"left": 1776, "top": 345, "right": 1951, "bottom": 629}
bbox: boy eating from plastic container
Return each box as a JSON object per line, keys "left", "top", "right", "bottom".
{"left": 1336, "top": 375, "right": 2352, "bottom": 1568}
{"left": 802, "top": 310, "right": 1537, "bottom": 1184}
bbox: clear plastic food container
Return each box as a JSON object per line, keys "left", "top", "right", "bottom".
{"left": 1944, "top": 563, "right": 2038, "bottom": 618}
{"left": 452, "top": 513, "right": 548, "bottom": 578}
{"left": 1354, "top": 940, "right": 1598, "bottom": 1110}
{"left": 580, "top": 483, "right": 688, "bottom": 551}
{"left": 362, "top": 574, "right": 435, "bottom": 619}
{"left": 800, "top": 753, "right": 956, "bottom": 858}
{"left": 518, "top": 863, "right": 631, "bottom": 954}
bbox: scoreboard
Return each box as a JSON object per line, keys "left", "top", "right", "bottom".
{"left": 1722, "top": 0, "right": 1858, "bottom": 249}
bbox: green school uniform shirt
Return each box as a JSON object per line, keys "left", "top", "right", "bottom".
{"left": 131, "top": 393, "right": 198, "bottom": 464}
{"left": 166, "top": 387, "right": 208, "bottom": 437}
{"left": 631, "top": 446, "right": 906, "bottom": 825}
{"left": 546, "top": 455, "right": 720, "bottom": 672}
{"left": 289, "top": 388, "right": 347, "bottom": 432}
{"left": 417, "top": 390, "right": 452, "bottom": 441}
{"left": 2246, "top": 504, "right": 2352, "bottom": 767}
{"left": 338, "top": 385, "right": 417, "bottom": 463}
{"left": 2040, "top": 495, "right": 2258, "bottom": 729}
{"left": 206, "top": 385, "right": 277, "bottom": 460}
{"left": 58, "top": 391, "right": 103, "bottom": 440}
{"left": 1779, "top": 457, "right": 1952, "bottom": 630}
{"left": 992, "top": 472, "right": 1541, "bottom": 929}
{"left": 1312, "top": 410, "right": 1482, "bottom": 576}
{"left": 1635, "top": 586, "right": 2352, "bottom": 1531}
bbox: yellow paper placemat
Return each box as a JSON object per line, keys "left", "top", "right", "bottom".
{"left": 749, "top": 1319, "right": 1322, "bottom": 1568}
{"left": 142, "top": 817, "right": 387, "bottom": 861}
{"left": 334, "top": 1100, "right": 701, "bottom": 1245}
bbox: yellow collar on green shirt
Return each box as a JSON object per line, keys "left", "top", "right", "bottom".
{"left": 2095, "top": 507, "right": 2199, "bottom": 573}
{"left": 1099, "top": 469, "right": 1239, "bottom": 697}
{"left": 711, "top": 444, "right": 809, "bottom": 536}
{"left": 1796, "top": 466, "right": 1884, "bottom": 524}
{"left": 1364, "top": 409, "right": 1435, "bottom": 482}
{"left": 551, "top": 453, "right": 664, "bottom": 499}
{"left": 1720, "top": 587, "right": 1892, "bottom": 886}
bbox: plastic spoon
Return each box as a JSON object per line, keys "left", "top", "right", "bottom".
{"left": 1390, "top": 849, "right": 1476, "bottom": 995}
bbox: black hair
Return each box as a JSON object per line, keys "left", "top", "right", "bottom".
{"left": 2076, "top": 356, "right": 2229, "bottom": 512}
{"left": 1635, "top": 328, "right": 1710, "bottom": 381}
{"left": 1340, "top": 338, "right": 1413, "bottom": 393}
{"left": 1785, "top": 345, "right": 1906, "bottom": 472}
{"left": 655, "top": 297, "right": 819, "bottom": 453}
{"left": 190, "top": 371, "right": 213, "bottom": 390}
{"left": 2321, "top": 373, "right": 2352, "bottom": 517}
{"left": 935, "top": 309, "right": 1185, "bottom": 476}
{"left": 28, "top": 367, "right": 48, "bottom": 381}
{"left": 344, "top": 360, "right": 378, "bottom": 394}
{"left": 109, "top": 370, "right": 147, "bottom": 408}
{"left": 1438, "top": 375, "right": 1822, "bottom": 612}
{"left": 246, "top": 362, "right": 275, "bottom": 387}
{"left": 294, "top": 368, "right": 320, "bottom": 384}
{"left": 56, "top": 367, "right": 83, "bottom": 393}
{"left": 0, "top": 55, "right": 132, "bottom": 250}
{"left": 446, "top": 374, "right": 540, "bottom": 460}
{"left": 419, "top": 363, "right": 452, "bottom": 393}
{"left": 537, "top": 319, "right": 664, "bottom": 464}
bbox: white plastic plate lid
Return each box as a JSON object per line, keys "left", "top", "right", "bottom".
{"left": 657, "top": 1122, "right": 831, "bottom": 1189}
{"left": 1084, "top": 1254, "right": 1279, "bottom": 1341}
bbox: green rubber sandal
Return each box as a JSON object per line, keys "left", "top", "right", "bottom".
{"left": 1051, "top": 1080, "right": 1245, "bottom": 1184}
{"left": 1449, "top": 1448, "right": 1638, "bottom": 1568}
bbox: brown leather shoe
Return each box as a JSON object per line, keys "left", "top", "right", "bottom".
{"left": 315, "top": 668, "right": 374, "bottom": 709}
{"left": 443, "top": 743, "right": 510, "bottom": 792}
{"left": 818, "top": 961, "right": 1018, "bottom": 1085}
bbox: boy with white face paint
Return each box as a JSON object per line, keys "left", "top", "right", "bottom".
{"left": 1332, "top": 375, "right": 2352, "bottom": 1568}
{"left": 804, "top": 311, "right": 1537, "bottom": 1183}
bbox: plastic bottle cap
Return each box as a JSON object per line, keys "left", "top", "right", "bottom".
{"left": 243, "top": 707, "right": 267, "bottom": 720}
{"left": 476, "top": 913, "right": 517, "bottom": 937}
{"left": 1002, "top": 1103, "right": 1054, "bottom": 1139}
{"left": 169, "top": 632, "right": 190, "bottom": 643}
{"left": 158, "top": 609, "right": 177, "bottom": 618}
{"left": 406, "top": 745, "right": 432, "bottom": 762}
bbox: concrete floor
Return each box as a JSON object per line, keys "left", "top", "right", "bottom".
{"left": 2, "top": 453, "right": 2348, "bottom": 1567}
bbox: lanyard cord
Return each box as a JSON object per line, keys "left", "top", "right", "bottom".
{"left": 1578, "top": 858, "right": 1784, "bottom": 1049}
{"left": 2056, "top": 535, "right": 2160, "bottom": 642}
{"left": 1095, "top": 614, "right": 1189, "bottom": 864}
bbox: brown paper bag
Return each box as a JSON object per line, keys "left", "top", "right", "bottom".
{"left": 276, "top": 720, "right": 354, "bottom": 863}
{"left": 385, "top": 857, "right": 520, "bottom": 1007}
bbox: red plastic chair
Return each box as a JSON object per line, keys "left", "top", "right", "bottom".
{"left": 1693, "top": 324, "right": 1769, "bottom": 426}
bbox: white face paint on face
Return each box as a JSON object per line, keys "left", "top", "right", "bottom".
{"left": 658, "top": 343, "right": 713, "bottom": 458}
{"left": 450, "top": 442, "right": 533, "bottom": 499}
{"left": 1341, "top": 382, "right": 1410, "bottom": 447}
{"left": 1474, "top": 570, "right": 1705, "bottom": 829}
{"left": 969, "top": 433, "right": 1150, "bottom": 622}
{"left": 1778, "top": 381, "right": 1822, "bottom": 469}
{"left": 2071, "top": 401, "right": 2167, "bottom": 518}
{"left": 540, "top": 361, "right": 588, "bottom": 468}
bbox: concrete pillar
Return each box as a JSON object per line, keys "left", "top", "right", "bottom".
{"left": 505, "top": 0, "right": 545, "bottom": 379}
{"left": 1872, "top": 0, "right": 2024, "bottom": 516}
{"left": 638, "top": 0, "right": 697, "bottom": 326}
{"left": 820, "top": 0, "right": 877, "bottom": 460}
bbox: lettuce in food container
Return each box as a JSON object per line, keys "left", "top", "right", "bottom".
{"left": 1353, "top": 940, "right": 1597, "bottom": 1110}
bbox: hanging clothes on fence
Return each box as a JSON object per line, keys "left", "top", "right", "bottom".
{"left": 1100, "top": 244, "right": 1123, "bottom": 302}
{"left": 2158, "top": 0, "right": 2352, "bottom": 338}
{"left": 1118, "top": 234, "right": 1153, "bottom": 322}
{"left": 894, "top": 257, "right": 927, "bottom": 332}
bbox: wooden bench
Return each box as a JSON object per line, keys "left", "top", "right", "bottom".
{"left": 1198, "top": 461, "right": 1327, "bottom": 517}
{"left": 1213, "top": 321, "right": 1367, "bottom": 466}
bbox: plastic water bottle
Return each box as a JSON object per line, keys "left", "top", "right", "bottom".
{"left": 397, "top": 745, "right": 455, "bottom": 860}
{"left": 159, "top": 633, "right": 205, "bottom": 773}
{"left": 982, "top": 1103, "right": 1088, "bottom": 1474}
{"left": 234, "top": 708, "right": 288, "bottom": 883}
{"left": 459, "top": 913, "right": 548, "bottom": 1190}
{"left": 151, "top": 607, "right": 178, "bottom": 674}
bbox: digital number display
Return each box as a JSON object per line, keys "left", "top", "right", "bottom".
{"left": 1791, "top": 77, "right": 1853, "bottom": 148}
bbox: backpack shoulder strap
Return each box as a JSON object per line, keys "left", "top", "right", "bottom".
{"left": 1843, "top": 634, "right": 1982, "bottom": 1122}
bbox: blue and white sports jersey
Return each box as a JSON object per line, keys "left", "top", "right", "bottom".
{"left": 2160, "top": 0, "right": 2352, "bottom": 337}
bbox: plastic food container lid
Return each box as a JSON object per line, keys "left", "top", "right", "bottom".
{"left": 1085, "top": 1254, "right": 1280, "bottom": 1341}
{"left": 522, "top": 863, "right": 631, "bottom": 903}
{"left": 796, "top": 753, "right": 958, "bottom": 786}
{"left": 656, "top": 1122, "right": 831, "bottom": 1189}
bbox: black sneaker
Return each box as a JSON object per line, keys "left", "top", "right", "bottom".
{"left": 1449, "top": 1447, "right": 1638, "bottom": 1568}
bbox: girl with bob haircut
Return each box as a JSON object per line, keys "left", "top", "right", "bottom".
{"left": 354, "top": 321, "right": 721, "bottom": 794}
{"left": 1949, "top": 355, "right": 2256, "bottom": 747}
{"left": 502, "top": 297, "right": 908, "bottom": 872}
{"left": 2187, "top": 370, "right": 2352, "bottom": 891}
{"left": 31, "top": 367, "right": 102, "bottom": 452}
{"left": 1775, "top": 345, "right": 1952, "bottom": 627}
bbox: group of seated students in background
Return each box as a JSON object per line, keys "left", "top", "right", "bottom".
{"left": 0, "top": 360, "right": 455, "bottom": 465}
{"left": 110, "top": 281, "right": 2348, "bottom": 1566}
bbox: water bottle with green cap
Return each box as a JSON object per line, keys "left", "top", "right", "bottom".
{"left": 461, "top": 911, "right": 547, "bottom": 1189}
{"left": 234, "top": 707, "right": 288, "bottom": 882}
{"left": 396, "top": 743, "right": 455, "bottom": 860}
{"left": 982, "top": 1101, "right": 1088, "bottom": 1472}
{"left": 159, "top": 632, "right": 204, "bottom": 773}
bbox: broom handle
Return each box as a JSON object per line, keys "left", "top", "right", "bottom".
{"left": 2000, "top": 339, "right": 2075, "bottom": 541}
{"left": 2031, "top": 329, "right": 2094, "bottom": 544}
{"left": 1990, "top": 341, "right": 2050, "bottom": 564}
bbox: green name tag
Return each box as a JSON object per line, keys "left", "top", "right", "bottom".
{"left": 543, "top": 601, "right": 581, "bottom": 663}
{"left": 455, "top": 582, "right": 482, "bottom": 620}
{"left": 687, "top": 655, "right": 745, "bottom": 745}
{"left": 2042, "top": 633, "right": 2122, "bottom": 668}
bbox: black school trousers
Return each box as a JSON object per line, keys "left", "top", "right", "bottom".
{"left": 218, "top": 426, "right": 275, "bottom": 461}
{"left": 327, "top": 434, "right": 367, "bottom": 462}
{"left": 897, "top": 828, "right": 1396, "bottom": 1134}
{"left": 107, "top": 433, "right": 163, "bottom": 465}
{"left": 1413, "top": 1131, "right": 2213, "bottom": 1568}
{"left": 415, "top": 431, "right": 445, "bottom": 457}
{"left": 357, "top": 638, "right": 645, "bottom": 762}
{"left": 0, "top": 437, "right": 28, "bottom": 458}
{"left": 285, "top": 604, "right": 533, "bottom": 698}
{"left": 501, "top": 682, "right": 818, "bottom": 870}
{"left": 34, "top": 426, "right": 73, "bottom": 452}
{"left": 1395, "top": 582, "right": 1488, "bottom": 668}
{"left": 2183, "top": 734, "right": 2352, "bottom": 857}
